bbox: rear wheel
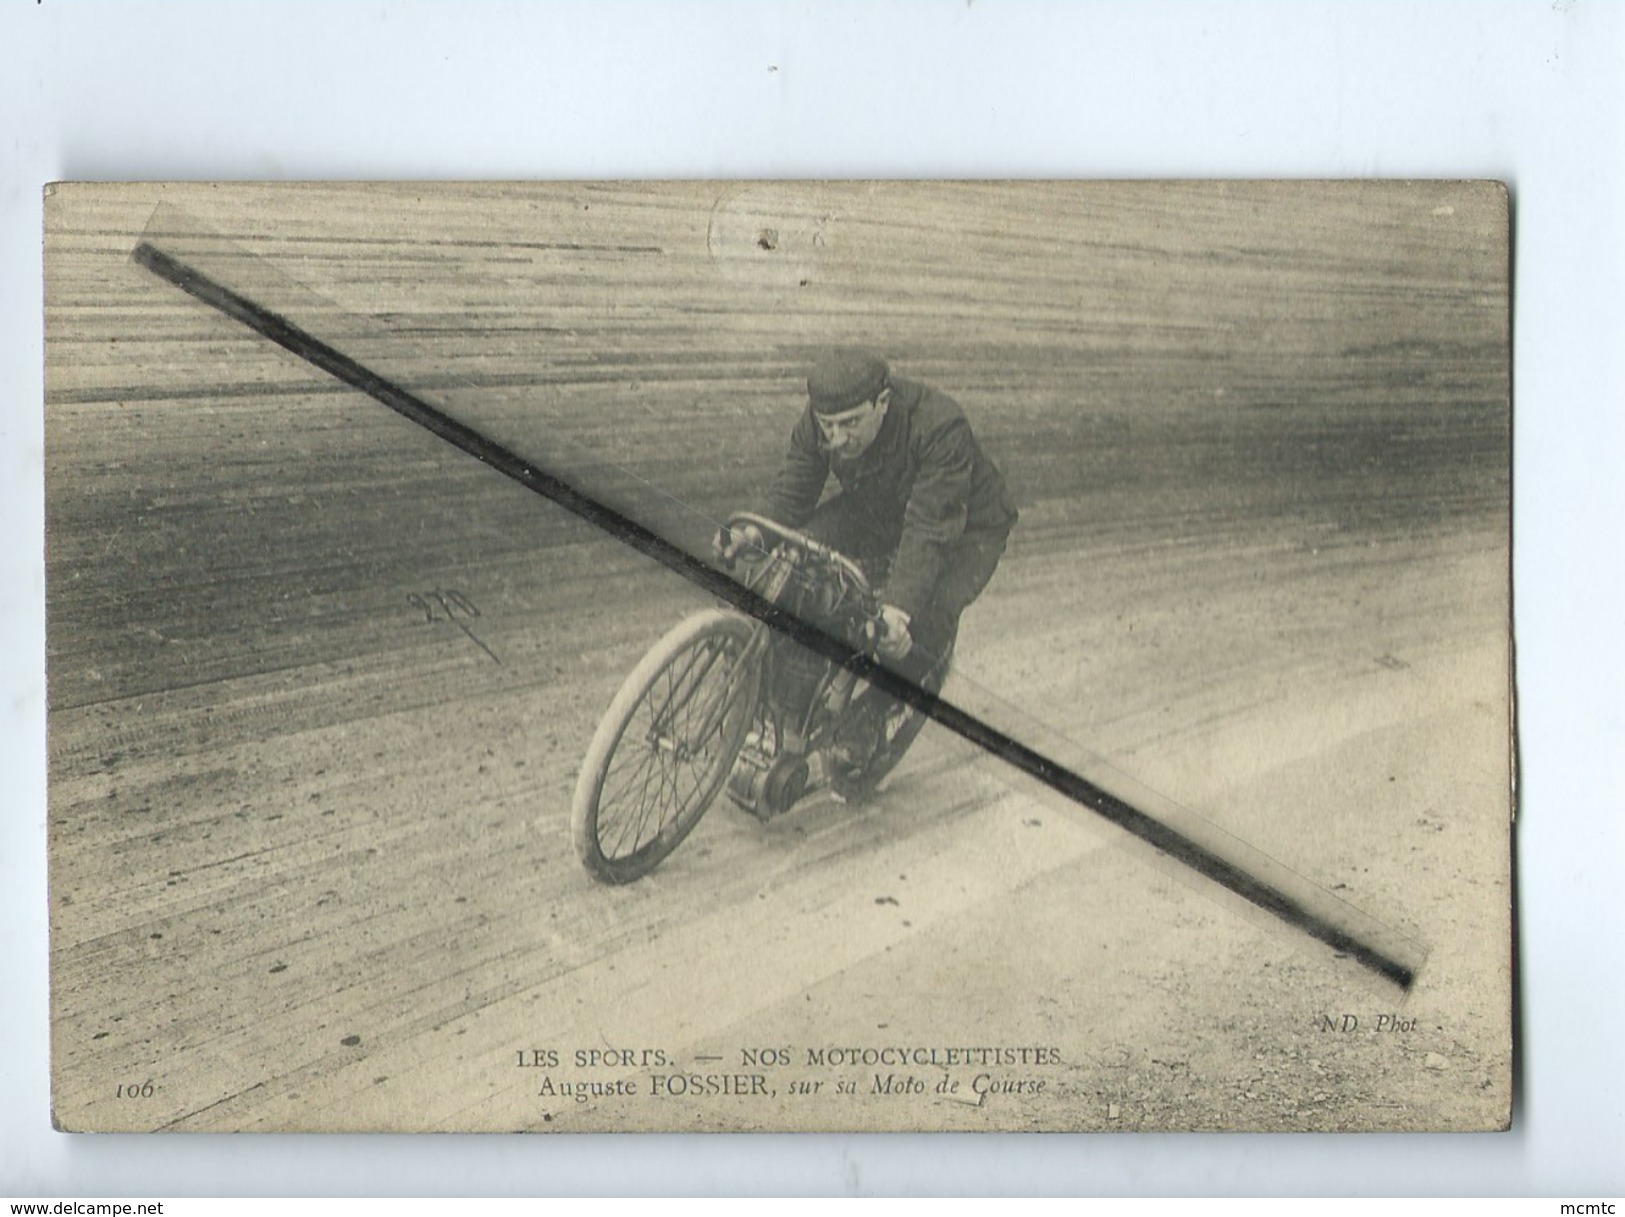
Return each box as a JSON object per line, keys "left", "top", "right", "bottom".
{"left": 829, "top": 643, "right": 952, "bottom": 802}
{"left": 572, "top": 610, "right": 758, "bottom": 883}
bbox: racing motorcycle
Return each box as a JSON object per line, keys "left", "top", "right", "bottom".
{"left": 570, "top": 513, "right": 949, "bottom": 883}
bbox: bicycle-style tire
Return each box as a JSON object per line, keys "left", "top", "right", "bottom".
{"left": 830, "top": 644, "right": 952, "bottom": 803}
{"left": 572, "top": 609, "right": 758, "bottom": 883}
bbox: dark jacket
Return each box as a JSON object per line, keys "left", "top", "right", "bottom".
{"left": 759, "top": 376, "right": 1018, "bottom": 621}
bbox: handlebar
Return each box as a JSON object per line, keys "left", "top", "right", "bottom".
{"left": 724, "top": 512, "right": 873, "bottom": 598}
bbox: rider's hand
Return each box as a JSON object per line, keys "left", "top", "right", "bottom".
{"left": 713, "top": 522, "right": 765, "bottom": 567}
{"left": 875, "top": 604, "right": 914, "bottom": 661}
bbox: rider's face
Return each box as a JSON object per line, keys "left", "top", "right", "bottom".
{"left": 814, "top": 390, "right": 889, "bottom": 460}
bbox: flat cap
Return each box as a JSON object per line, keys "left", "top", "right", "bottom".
{"left": 808, "top": 348, "right": 889, "bottom": 415}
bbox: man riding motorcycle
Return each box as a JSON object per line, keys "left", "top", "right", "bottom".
{"left": 714, "top": 348, "right": 1018, "bottom": 767}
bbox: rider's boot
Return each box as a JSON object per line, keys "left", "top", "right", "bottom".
{"left": 830, "top": 689, "right": 889, "bottom": 772}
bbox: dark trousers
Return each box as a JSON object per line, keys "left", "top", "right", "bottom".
{"left": 803, "top": 494, "right": 1009, "bottom": 682}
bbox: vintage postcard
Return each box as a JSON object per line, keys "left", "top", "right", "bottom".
{"left": 44, "top": 181, "right": 1512, "bottom": 1132}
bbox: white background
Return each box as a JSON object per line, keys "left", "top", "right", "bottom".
{"left": 2, "top": 0, "right": 1620, "bottom": 1198}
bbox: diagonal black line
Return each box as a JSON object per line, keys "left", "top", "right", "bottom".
{"left": 131, "top": 239, "right": 1417, "bottom": 989}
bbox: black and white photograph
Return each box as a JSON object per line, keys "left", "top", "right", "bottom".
{"left": 44, "top": 180, "right": 1512, "bottom": 1134}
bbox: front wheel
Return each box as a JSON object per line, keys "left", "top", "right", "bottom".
{"left": 572, "top": 610, "right": 758, "bottom": 883}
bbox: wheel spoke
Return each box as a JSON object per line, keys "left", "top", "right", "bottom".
{"left": 625, "top": 701, "right": 673, "bottom": 852}
{"left": 615, "top": 747, "right": 658, "bottom": 853}
{"left": 602, "top": 696, "right": 664, "bottom": 854}
{"left": 585, "top": 623, "right": 752, "bottom": 866}
{"left": 654, "top": 638, "right": 725, "bottom": 737}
